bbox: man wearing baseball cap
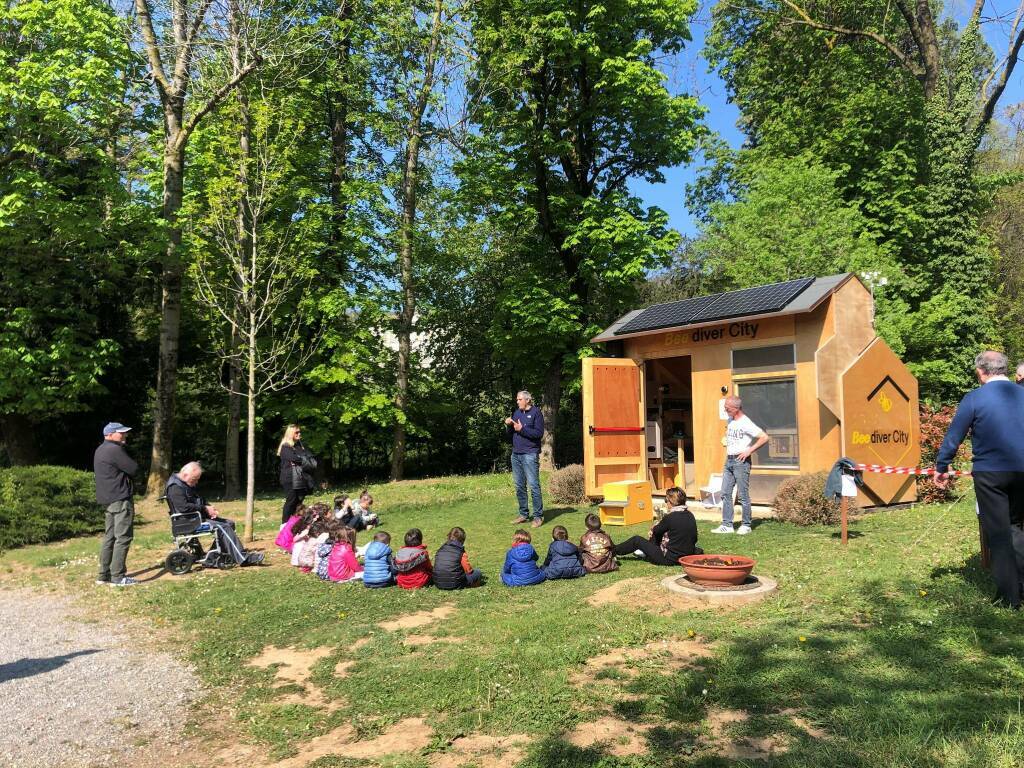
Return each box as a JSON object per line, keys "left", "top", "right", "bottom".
{"left": 95, "top": 422, "right": 138, "bottom": 586}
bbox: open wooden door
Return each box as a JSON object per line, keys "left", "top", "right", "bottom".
{"left": 582, "top": 358, "right": 646, "bottom": 498}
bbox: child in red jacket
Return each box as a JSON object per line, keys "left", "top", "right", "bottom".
{"left": 394, "top": 528, "right": 432, "bottom": 589}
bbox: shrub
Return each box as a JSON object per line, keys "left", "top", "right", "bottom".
{"left": 773, "top": 472, "right": 841, "bottom": 526}
{"left": 917, "top": 403, "right": 969, "bottom": 504}
{"left": 0, "top": 465, "right": 103, "bottom": 549}
{"left": 547, "top": 463, "right": 589, "bottom": 506}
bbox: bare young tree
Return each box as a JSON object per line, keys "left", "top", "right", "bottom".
{"left": 133, "top": 0, "right": 262, "bottom": 495}
{"left": 192, "top": 104, "right": 322, "bottom": 541}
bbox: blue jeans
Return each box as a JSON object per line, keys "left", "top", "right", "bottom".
{"left": 511, "top": 452, "right": 543, "bottom": 520}
{"left": 720, "top": 456, "right": 752, "bottom": 526}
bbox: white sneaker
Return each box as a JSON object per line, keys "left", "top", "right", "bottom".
{"left": 736, "top": 524, "right": 752, "bottom": 535}
{"left": 710, "top": 524, "right": 734, "bottom": 534}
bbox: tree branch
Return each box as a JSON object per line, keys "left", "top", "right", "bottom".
{"left": 979, "top": 13, "right": 1024, "bottom": 132}
{"left": 177, "top": 57, "right": 261, "bottom": 148}
{"left": 779, "top": 1, "right": 925, "bottom": 78}
{"left": 134, "top": 0, "right": 173, "bottom": 100}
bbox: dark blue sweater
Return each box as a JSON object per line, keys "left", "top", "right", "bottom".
{"left": 936, "top": 379, "right": 1024, "bottom": 472}
{"left": 508, "top": 407, "right": 544, "bottom": 454}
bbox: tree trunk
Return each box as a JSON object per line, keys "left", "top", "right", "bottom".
{"left": 224, "top": 329, "right": 242, "bottom": 499}
{"left": 540, "top": 362, "right": 560, "bottom": 470}
{"left": 244, "top": 308, "right": 257, "bottom": 542}
{"left": 146, "top": 135, "right": 186, "bottom": 495}
{"left": 328, "top": 0, "right": 352, "bottom": 265}
{"left": 225, "top": 2, "right": 251, "bottom": 501}
{"left": 389, "top": 0, "right": 444, "bottom": 482}
{"left": 0, "top": 413, "right": 40, "bottom": 466}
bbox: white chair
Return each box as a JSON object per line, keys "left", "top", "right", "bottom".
{"left": 700, "top": 473, "right": 724, "bottom": 507}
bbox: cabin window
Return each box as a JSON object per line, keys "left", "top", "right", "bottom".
{"left": 732, "top": 344, "right": 795, "bottom": 374}
{"left": 736, "top": 378, "right": 799, "bottom": 467}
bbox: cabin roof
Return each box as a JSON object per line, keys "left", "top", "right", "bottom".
{"left": 591, "top": 273, "right": 858, "bottom": 343}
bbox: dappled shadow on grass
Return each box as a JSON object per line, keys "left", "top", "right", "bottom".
{"left": 653, "top": 578, "right": 1024, "bottom": 767}
{"left": 930, "top": 553, "right": 994, "bottom": 601}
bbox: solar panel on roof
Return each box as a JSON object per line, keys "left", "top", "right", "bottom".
{"left": 689, "top": 277, "right": 814, "bottom": 323}
{"left": 614, "top": 277, "right": 815, "bottom": 335}
{"left": 616, "top": 294, "right": 717, "bottom": 335}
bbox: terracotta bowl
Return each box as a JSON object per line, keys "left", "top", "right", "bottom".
{"left": 679, "top": 554, "right": 756, "bottom": 586}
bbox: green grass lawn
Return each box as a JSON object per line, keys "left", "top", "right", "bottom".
{"left": 3, "top": 472, "right": 1024, "bottom": 767}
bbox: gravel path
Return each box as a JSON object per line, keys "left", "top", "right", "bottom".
{"left": 0, "top": 587, "right": 201, "bottom": 768}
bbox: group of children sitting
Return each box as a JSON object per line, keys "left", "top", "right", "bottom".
{"left": 272, "top": 486, "right": 701, "bottom": 590}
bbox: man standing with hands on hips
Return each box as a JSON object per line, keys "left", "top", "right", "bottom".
{"left": 94, "top": 422, "right": 138, "bottom": 586}
{"left": 711, "top": 396, "right": 768, "bottom": 535}
{"left": 505, "top": 390, "right": 545, "bottom": 528}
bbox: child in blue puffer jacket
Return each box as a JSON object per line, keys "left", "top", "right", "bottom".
{"left": 363, "top": 531, "right": 396, "bottom": 588}
{"left": 542, "top": 525, "right": 586, "bottom": 579}
{"left": 501, "top": 529, "right": 546, "bottom": 587}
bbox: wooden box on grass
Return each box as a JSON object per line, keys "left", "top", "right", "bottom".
{"left": 599, "top": 480, "right": 653, "bottom": 526}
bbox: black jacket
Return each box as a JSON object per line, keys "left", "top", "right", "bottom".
{"left": 652, "top": 508, "right": 700, "bottom": 562}
{"left": 279, "top": 442, "right": 316, "bottom": 490}
{"left": 433, "top": 540, "right": 468, "bottom": 590}
{"left": 165, "top": 474, "right": 208, "bottom": 518}
{"left": 94, "top": 440, "right": 138, "bottom": 505}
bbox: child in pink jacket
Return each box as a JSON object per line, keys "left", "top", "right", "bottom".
{"left": 328, "top": 526, "right": 364, "bottom": 582}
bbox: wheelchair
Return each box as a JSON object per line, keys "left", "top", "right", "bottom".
{"left": 159, "top": 496, "right": 236, "bottom": 575}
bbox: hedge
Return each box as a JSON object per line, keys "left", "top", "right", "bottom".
{"left": 0, "top": 465, "right": 104, "bottom": 550}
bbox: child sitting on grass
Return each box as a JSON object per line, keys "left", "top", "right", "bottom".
{"left": 543, "top": 525, "right": 586, "bottom": 580}
{"left": 290, "top": 504, "right": 318, "bottom": 567}
{"left": 296, "top": 503, "right": 331, "bottom": 572}
{"left": 275, "top": 503, "right": 303, "bottom": 553}
{"left": 316, "top": 519, "right": 343, "bottom": 580}
{"left": 327, "top": 525, "right": 364, "bottom": 583}
{"left": 501, "top": 529, "right": 546, "bottom": 587}
{"left": 433, "top": 526, "right": 482, "bottom": 590}
{"left": 580, "top": 513, "right": 619, "bottom": 574}
{"left": 612, "top": 486, "right": 701, "bottom": 565}
{"left": 394, "top": 528, "right": 432, "bottom": 589}
{"left": 363, "top": 531, "right": 396, "bottom": 588}
{"left": 333, "top": 494, "right": 353, "bottom": 521}
{"left": 351, "top": 489, "right": 380, "bottom": 529}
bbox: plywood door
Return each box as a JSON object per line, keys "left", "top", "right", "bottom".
{"left": 582, "top": 358, "right": 646, "bottom": 497}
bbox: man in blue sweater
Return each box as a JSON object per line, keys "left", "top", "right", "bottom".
{"left": 935, "top": 350, "right": 1024, "bottom": 608}
{"left": 505, "top": 390, "right": 545, "bottom": 528}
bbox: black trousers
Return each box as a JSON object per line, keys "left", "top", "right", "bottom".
{"left": 973, "top": 471, "right": 1024, "bottom": 608}
{"left": 282, "top": 487, "right": 306, "bottom": 524}
{"left": 612, "top": 536, "right": 701, "bottom": 566}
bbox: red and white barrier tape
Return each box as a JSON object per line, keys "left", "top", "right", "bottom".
{"left": 853, "top": 463, "right": 971, "bottom": 478}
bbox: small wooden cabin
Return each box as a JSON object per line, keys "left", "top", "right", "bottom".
{"left": 583, "top": 274, "right": 920, "bottom": 506}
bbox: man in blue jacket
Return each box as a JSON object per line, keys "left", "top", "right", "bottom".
{"left": 935, "top": 350, "right": 1024, "bottom": 608}
{"left": 505, "top": 390, "right": 545, "bottom": 528}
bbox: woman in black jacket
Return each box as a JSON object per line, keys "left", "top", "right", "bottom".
{"left": 278, "top": 424, "right": 317, "bottom": 524}
{"left": 612, "top": 487, "right": 702, "bottom": 565}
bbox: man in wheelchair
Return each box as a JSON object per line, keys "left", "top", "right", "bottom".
{"left": 165, "top": 462, "right": 264, "bottom": 567}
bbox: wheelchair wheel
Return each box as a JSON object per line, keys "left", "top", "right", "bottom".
{"left": 165, "top": 548, "right": 194, "bottom": 575}
{"left": 187, "top": 539, "right": 205, "bottom": 559}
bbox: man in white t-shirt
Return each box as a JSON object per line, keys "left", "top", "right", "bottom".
{"left": 711, "top": 395, "right": 769, "bottom": 535}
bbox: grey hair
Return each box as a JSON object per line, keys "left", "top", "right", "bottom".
{"left": 975, "top": 350, "right": 1008, "bottom": 376}
{"left": 517, "top": 390, "right": 533, "bottom": 404}
{"left": 724, "top": 395, "right": 742, "bottom": 409}
{"left": 1017, "top": 361, "right": 1024, "bottom": 376}
{"left": 179, "top": 461, "right": 203, "bottom": 476}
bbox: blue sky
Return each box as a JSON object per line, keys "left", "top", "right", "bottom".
{"left": 631, "top": 2, "right": 1024, "bottom": 238}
